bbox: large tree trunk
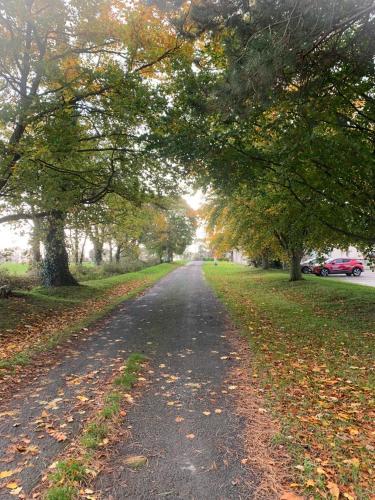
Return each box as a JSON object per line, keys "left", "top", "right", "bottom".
{"left": 115, "top": 245, "right": 122, "bottom": 263}
{"left": 289, "top": 248, "right": 304, "bottom": 281}
{"left": 166, "top": 247, "right": 173, "bottom": 263}
{"left": 261, "top": 253, "right": 270, "bottom": 270}
{"left": 91, "top": 226, "right": 103, "bottom": 266}
{"left": 42, "top": 212, "right": 78, "bottom": 287}
{"left": 73, "top": 227, "right": 79, "bottom": 265}
{"left": 79, "top": 235, "right": 87, "bottom": 265}
{"left": 30, "top": 217, "right": 42, "bottom": 266}
{"left": 93, "top": 241, "right": 103, "bottom": 266}
{"left": 108, "top": 240, "right": 113, "bottom": 262}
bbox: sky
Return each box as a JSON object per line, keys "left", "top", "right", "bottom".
{"left": 184, "top": 190, "right": 206, "bottom": 245}
{"left": 0, "top": 190, "right": 206, "bottom": 251}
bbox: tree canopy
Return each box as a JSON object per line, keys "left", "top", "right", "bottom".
{"left": 0, "top": 0, "right": 374, "bottom": 283}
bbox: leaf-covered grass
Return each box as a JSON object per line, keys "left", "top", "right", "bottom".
{"left": 204, "top": 262, "right": 374, "bottom": 500}
{"left": 0, "top": 263, "right": 181, "bottom": 372}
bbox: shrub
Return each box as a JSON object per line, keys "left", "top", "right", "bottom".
{"left": 0, "top": 269, "right": 40, "bottom": 290}
{"left": 50, "top": 460, "right": 87, "bottom": 484}
{"left": 46, "top": 486, "right": 76, "bottom": 500}
{"left": 81, "top": 422, "right": 108, "bottom": 449}
{"left": 70, "top": 259, "right": 157, "bottom": 281}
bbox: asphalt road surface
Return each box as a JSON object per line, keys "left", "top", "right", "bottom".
{"left": 0, "top": 262, "right": 256, "bottom": 499}
{"left": 327, "top": 272, "right": 375, "bottom": 287}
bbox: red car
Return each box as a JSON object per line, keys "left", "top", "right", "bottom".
{"left": 313, "top": 258, "right": 364, "bottom": 277}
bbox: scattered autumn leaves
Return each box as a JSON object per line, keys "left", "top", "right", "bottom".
{"left": 205, "top": 264, "right": 374, "bottom": 500}
{"left": 0, "top": 278, "right": 150, "bottom": 368}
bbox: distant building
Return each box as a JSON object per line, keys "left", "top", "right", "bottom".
{"left": 229, "top": 249, "right": 249, "bottom": 265}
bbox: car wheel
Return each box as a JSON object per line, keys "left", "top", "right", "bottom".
{"left": 301, "top": 266, "right": 310, "bottom": 274}
{"left": 346, "top": 273, "right": 351, "bottom": 276}
{"left": 320, "top": 268, "right": 329, "bottom": 277}
{"left": 352, "top": 267, "right": 362, "bottom": 277}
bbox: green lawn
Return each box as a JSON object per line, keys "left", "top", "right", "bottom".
{"left": 204, "top": 262, "right": 374, "bottom": 500}
{"left": 0, "top": 262, "right": 29, "bottom": 275}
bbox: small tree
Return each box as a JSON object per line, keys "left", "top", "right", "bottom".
{"left": 143, "top": 199, "right": 196, "bottom": 262}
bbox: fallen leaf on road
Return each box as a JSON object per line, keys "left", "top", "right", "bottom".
{"left": 202, "top": 411, "right": 211, "bottom": 416}
{"left": 47, "top": 429, "right": 67, "bottom": 442}
{"left": 175, "top": 416, "right": 184, "bottom": 423}
{"left": 10, "top": 487, "right": 22, "bottom": 496}
{"left": 186, "top": 434, "right": 195, "bottom": 440}
{"left": 0, "top": 411, "right": 18, "bottom": 418}
{"left": 6, "top": 482, "right": 19, "bottom": 490}
{"left": 76, "top": 395, "right": 89, "bottom": 402}
{"left": 214, "top": 409, "right": 222, "bottom": 414}
{"left": 124, "top": 394, "right": 134, "bottom": 404}
{"left": 0, "top": 470, "right": 17, "bottom": 479}
{"left": 124, "top": 456, "right": 147, "bottom": 468}
{"left": 45, "top": 398, "right": 62, "bottom": 409}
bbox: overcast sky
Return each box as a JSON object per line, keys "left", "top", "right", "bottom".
{"left": 0, "top": 191, "right": 206, "bottom": 251}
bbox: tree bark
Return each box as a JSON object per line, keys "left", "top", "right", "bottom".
{"left": 109, "top": 240, "right": 113, "bottom": 262}
{"left": 167, "top": 247, "right": 173, "bottom": 262}
{"left": 30, "top": 217, "right": 42, "bottom": 266}
{"left": 91, "top": 226, "right": 103, "bottom": 265}
{"left": 93, "top": 242, "right": 103, "bottom": 266}
{"left": 42, "top": 212, "right": 78, "bottom": 287}
{"left": 261, "top": 254, "right": 270, "bottom": 269}
{"left": 79, "top": 235, "right": 87, "bottom": 264}
{"left": 289, "top": 248, "right": 304, "bottom": 281}
{"left": 73, "top": 227, "right": 79, "bottom": 265}
{"left": 115, "top": 245, "right": 122, "bottom": 263}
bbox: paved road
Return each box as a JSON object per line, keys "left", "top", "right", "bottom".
{"left": 326, "top": 272, "right": 375, "bottom": 287}
{"left": 0, "top": 262, "right": 256, "bottom": 499}
{"left": 95, "top": 261, "right": 255, "bottom": 499}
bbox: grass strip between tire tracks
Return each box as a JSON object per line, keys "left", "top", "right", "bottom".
{"left": 44, "top": 353, "right": 147, "bottom": 500}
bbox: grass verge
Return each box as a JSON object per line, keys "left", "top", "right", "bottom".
{"left": 44, "top": 353, "right": 147, "bottom": 500}
{"left": 0, "top": 263, "right": 182, "bottom": 374}
{"left": 204, "top": 262, "right": 374, "bottom": 500}
{"left": 0, "top": 262, "right": 29, "bottom": 275}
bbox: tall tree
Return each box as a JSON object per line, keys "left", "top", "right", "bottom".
{"left": 0, "top": 0, "right": 186, "bottom": 285}
{"left": 205, "top": 186, "right": 337, "bottom": 280}
{"left": 161, "top": 0, "right": 375, "bottom": 251}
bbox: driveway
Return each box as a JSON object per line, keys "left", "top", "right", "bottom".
{"left": 0, "top": 262, "right": 256, "bottom": 499}
{"left": 327, "top": 271, "right": 375, "bottom": 287}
